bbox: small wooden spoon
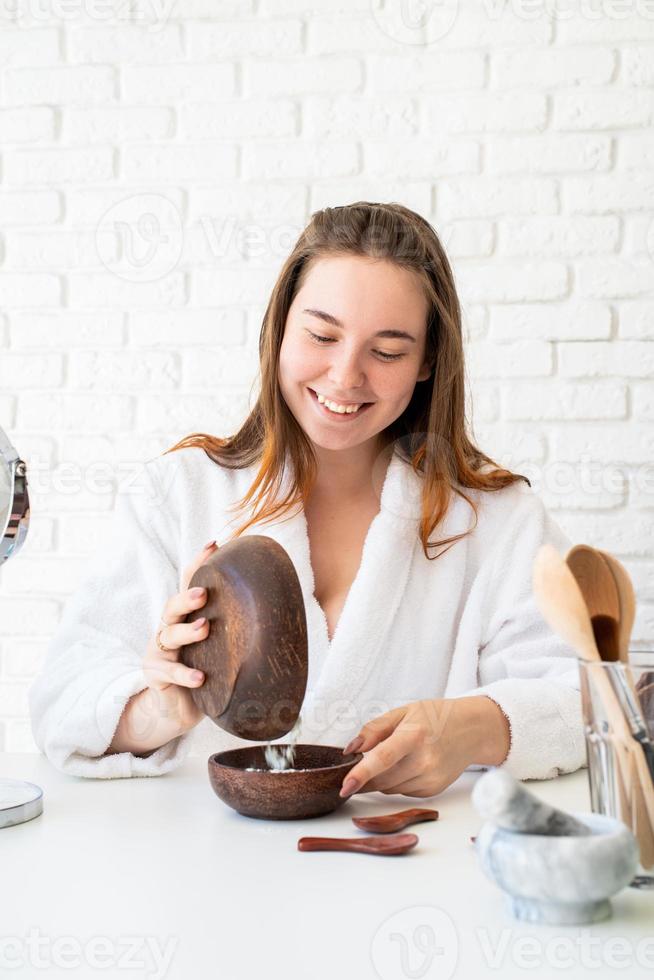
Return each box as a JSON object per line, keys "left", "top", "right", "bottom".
{"left": 352, "top": 808, "right": 439, "bottom": 833}
{"left": 297, "top": 833, "right": 418, "bottom": 856}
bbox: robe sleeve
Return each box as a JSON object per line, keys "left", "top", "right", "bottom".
{"left": 459, "top": 486, "right": 587, "bottom": 781}
{"left": 28, "top": 459, "right": 196, "bottom": 779}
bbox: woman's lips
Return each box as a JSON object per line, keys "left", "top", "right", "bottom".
{"left": 307, "top": 387, "right": 373, "bottom": 420}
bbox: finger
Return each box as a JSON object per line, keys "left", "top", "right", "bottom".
{"left": 162, "top": 586, "right": 208, "bottom": 627}
{"left": 143, "top": 656, "right": 205, "bottom": 691}
{"left": 342, "top": 705, "right": 407, "bottom": 756}
{"left": 154, "top": 618, "right": 210, "bottom": 658}
{"left": 360, "top": 756, "right": 420, "bottom": 793}
{"left": 340, "top": 728, "right": 416, "bottom": 797}
{"left": 180, "top": 540, "right": 218, "bottom": 593}
{"left": 378, "top": 776, "right": 435, "bottom": 798}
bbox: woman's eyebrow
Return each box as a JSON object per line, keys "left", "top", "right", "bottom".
{"left": 302, "top": 307, "right": 416, "bottom": 343}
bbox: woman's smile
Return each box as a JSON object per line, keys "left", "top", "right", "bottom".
{"left": 307, "top": 386, "right": 375, "bottom": 422}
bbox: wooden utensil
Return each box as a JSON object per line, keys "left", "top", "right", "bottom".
{"left": 180, "top": 535, "right": 308, "bottom": 740}
{"left": 352, "top": 808, "right": 439, "bottom": 833}
{"left": 564, "top": 546, "right": 654, "bottom": 835}
{"left": 297, "top": 833, "right": 419, "bottom": 856}
{"left": 533, "top": 545, "right": 633, "bottom": 818}
{"left": 598, "top": 550, "right": 636, "bottom": 663}
{"left": 533, "top": 545, "right": 616, "bottom": 668}
{"left": 567, "top": 546, "right": 654, "bottom": 778}
{"left": 533, "top": 544, "right": 654, "bottom": 867}
{"left": 629, "top": 749, "right": 654, "bottom": 870}
{"left": 565, "top": 545, "right": 621, "bottom": 661}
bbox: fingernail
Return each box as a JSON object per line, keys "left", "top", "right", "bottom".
{"left": 343, "top": 735, "right": 364, "bottom": 755}
{"left": 191, "top": 670, "right": 204, "bottom": 682}
{"left": 190, "top": 587, "right": 205, "bottom": 598}
{"left": 204, "top": 540, "right": 216, "bottom": 550}
{"left": 192, "top": 617, "right": 207, "bottom": 630}
{"left": 340, "top": 777, "right": 359, "bottom": 798}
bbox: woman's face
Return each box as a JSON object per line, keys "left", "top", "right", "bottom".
{"left": 278, "top": 254, "right": 432, "bottom": 455}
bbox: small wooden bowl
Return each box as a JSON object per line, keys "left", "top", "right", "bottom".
{"left": 208, "top": 745, "right": 363, "bottom": 820}
{"left": 180, "top": 535, "right": 308, "bottom": 741}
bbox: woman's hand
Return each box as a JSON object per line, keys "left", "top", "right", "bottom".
{"left": 106, "top": 540, "right": 217, "bottom": 756}
{"left": 338, "top": 696, "right": 511, "bottom": 799}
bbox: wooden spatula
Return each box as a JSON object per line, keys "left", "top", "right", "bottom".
{"left": 352, "top": 808, "right": 439, "bottom": 833}
{"left": 297, "top": 833, "right": 419, "bottom": 856}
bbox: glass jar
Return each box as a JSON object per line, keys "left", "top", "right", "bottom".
{"left": 578, "top": 652, "right": 654, "bottom": 889}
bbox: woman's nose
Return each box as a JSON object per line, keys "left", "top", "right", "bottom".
{"left": 327, "top": 348, "right": 365, "bottom": 389}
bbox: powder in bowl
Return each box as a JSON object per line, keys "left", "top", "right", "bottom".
{"left": 244, "top": 767, "right": 302, "bottom": 773}
{"left": 262, "top": 714, "right": 303, "bottom": 770}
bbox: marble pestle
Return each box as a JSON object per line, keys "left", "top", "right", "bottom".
{"left": 472, "top": 769, "right": 592, "bottom": 837}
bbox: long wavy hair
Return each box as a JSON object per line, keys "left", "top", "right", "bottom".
{"left": 164, "top": 202, "right": 529, "bottom": 560}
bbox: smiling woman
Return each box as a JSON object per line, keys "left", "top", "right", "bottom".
{"left": 29, "top": 202, "right": 586, "bottom": 798}
{"left": 278, "top": 254, "right": 432, "bottom": 463}
{"left": 167, "top": 202, "right": 530, "bottom": 556}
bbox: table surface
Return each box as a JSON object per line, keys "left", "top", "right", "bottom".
{"left": 2, "top": 752, "right": 653, "bottom": 980}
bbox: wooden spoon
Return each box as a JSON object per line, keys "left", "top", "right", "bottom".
{"left": 533, "top": 545, "right": 654, "bottom": 866}
{"left": 565, "top": 547, "right": 654, "bottom": 808}
{"left": 297, "top": 833, "right": 419, "bottom": 856}
{"left": 533, "top": 545, "right": 633, "bottom": 817}
{"left": 533, "top": 545, "right": 608, "bottom": 667}
{"left": 566, "top": 545, "right": 654, "bottom": 779}
{"left": 598, "top": 550, "right": 636, "bottom": 663}
{"left": 566, "top": 545, "right": 621, "bottom": 661}
{"left": 352, "top": 808, "right": 439, "bottom": 833}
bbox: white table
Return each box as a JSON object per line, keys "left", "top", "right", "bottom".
{"left": 2, "top": 752, "right": 653, "bottom": 980}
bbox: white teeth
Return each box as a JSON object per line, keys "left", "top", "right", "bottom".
{"left": 316, "top": 393, "right": 362, "bottom": 414}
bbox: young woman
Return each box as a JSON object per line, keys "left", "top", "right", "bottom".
{"left": 29, "top": 202, "right": 585, "bottom": 797}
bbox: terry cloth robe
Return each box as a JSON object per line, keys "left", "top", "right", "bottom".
{"left": 28, "top": 445, "right": 586, "bottom": 782}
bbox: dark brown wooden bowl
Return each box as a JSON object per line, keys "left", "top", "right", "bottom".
{"left": 180, "top": 535, "right": 308, "bottom": 741}
{"left": 208, "top": 744, "right": 364, "bottom": 820}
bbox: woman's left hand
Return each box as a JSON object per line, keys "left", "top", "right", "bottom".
{"left": 339, "top": 696, "right": 511, "bottom": 799}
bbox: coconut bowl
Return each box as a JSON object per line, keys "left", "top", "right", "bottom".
{"left": 208, "top": 744, "right": 364, "bottom": 820}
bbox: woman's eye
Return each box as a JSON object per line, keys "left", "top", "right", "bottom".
{"left": 305, "top": 330, "right": 405, "bottom": 362}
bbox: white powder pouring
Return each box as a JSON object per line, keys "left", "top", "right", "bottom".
{"left": 245, "top": 714, "right": 304, "bottom": 772}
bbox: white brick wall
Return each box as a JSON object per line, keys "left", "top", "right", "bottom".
{"left": 1, "top": 0, "right": 653, "bottom": 751}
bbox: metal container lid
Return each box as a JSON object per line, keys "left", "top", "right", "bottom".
{"left": 0, "top": 778, "right": 43, "bottom": 829}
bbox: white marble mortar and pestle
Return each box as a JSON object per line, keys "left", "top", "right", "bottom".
{"left": 472, "top": 769, "right": 639, "bottom": 925}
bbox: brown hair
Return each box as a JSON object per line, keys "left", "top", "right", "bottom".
{"left": 164, "top": 202, "right": 529, "bottom": 560}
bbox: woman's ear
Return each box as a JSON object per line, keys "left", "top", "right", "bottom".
{"left": 416, "top": 358, "right": 434, "bottom": 383}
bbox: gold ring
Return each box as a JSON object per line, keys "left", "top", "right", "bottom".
{"left": 156, "top": 627, "right": 175, "bottom": 654}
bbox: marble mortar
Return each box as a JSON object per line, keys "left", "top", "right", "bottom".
{"left": 473, "top": 770, "right": 638, "bottom": 925}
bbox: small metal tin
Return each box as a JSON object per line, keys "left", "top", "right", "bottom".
{"left": 0, "top": 779, "right": 43, "bottom": 829}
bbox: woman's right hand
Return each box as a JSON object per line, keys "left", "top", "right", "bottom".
{"left": 141, "top": 539, "right": 217, "bottom": 732}
{"left": 106, "top": 541, "right": 217, "bottom": 756}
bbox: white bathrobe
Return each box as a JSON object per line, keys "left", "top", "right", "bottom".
{"left": 28, "top": 445, "right": 586, "bottom": 782}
